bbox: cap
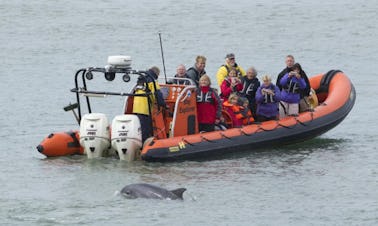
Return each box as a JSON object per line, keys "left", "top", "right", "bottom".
{"left": 225, "top": 53, "right": 235, "bottom": 59}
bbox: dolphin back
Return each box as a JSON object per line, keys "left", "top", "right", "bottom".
{"left": 121, "top": 183, "right": 186, "bottom": 200}
{"left": 170, "top": 188, "right": 186, "bottom": 200}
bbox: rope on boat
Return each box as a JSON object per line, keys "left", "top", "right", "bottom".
{"left": 294, "top": 111, "right": 315, "bottom": 126}
{"left": 277, "top": 109, "right": 316, "bottom": 128}
{"left": 240, "top": 128, "right": 252, "bottom": 136}
{"left": 277, "top": 122, "right": 296, "bottom": 129}
{"left": 176, "top": 110, "right": 317, "bottom": 146}
{"left": 153, "top": 126, "right": 166, "bottom": 139}
{"left": 181, "top": 137, "right": 195, "bottom": 146}
{"left": 201, "top": 135, "right": 216, "bottom": 143}
{"left": 240, "top": 127, "right": 260, "bottom": 136}
{"left": 220, "top": 132, "right": 232, "bottom": 139}
{"left": 258, "top": 121, "right": 279, "bottom": 131}
{"left": 295, "top": 117, "right": 307, "bottom": 126}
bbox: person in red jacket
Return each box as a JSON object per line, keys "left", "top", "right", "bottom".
{"left": 220, "top": 68, "right": 243, "bottom": 100}
{"left": 196, "top": 75, "right": 222, "bottom": 132}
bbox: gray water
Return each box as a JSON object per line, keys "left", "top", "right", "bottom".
{"left": 1, "top": 0, "right": 377, "bottom": 225}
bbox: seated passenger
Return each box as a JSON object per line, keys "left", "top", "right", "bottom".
{"left": 255, "top": 75, "right": 281, "bottom": 122}
{"left": 240, "top": 98, "right": 255, "bottom": 125}
{"left": 220, "top": 68, "right": 243, "bottom": 100}
{"left": 216, "top": 53, "right": 246, "bottom": 86}
{"left": 279, "top": 63, "right": 307, "bottom": 118}
{"left": 196, "top": 75, "right": 222, "bottom": 132}
{"left": 169, "top": 64, "right": 191, "bottom": 85}
{"left": 223, "top": 93, "right": 244, "bottom": 128}
{"left": 240, "top": 66, "right": 260, "bottom": 118}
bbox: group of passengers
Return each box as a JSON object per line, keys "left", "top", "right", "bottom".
{"left": 135, "top": 54, "right": 312, "bottom": 138}
{"left": 180, "top": 54, "right": 311, "bottom": 132}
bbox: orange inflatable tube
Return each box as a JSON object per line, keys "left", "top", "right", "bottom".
{"left": 37, "top": 131, "right": 84, "bottom": 157}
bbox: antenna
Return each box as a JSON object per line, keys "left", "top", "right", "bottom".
{"left": 158, "top": 32, "right": 167, "bottom": 83}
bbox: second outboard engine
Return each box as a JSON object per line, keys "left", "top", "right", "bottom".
{"left": 111, "top": 114, "right": 142, "bottom": 161}
{"left": 79, "top": 113, "right": 110, "bottom": 159}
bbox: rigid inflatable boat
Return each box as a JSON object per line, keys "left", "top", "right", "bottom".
{"left": 36, "top": 56, "right": 355, "bottom": 162}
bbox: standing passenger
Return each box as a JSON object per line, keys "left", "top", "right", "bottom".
{"left": 276, "top": 55, "right": 311, "bottom": 112}
{"left": 216, "top": 53, "right": 246, "bottom": 86}
{"left": 276, "top": 55, "right": 295, "bottom": 91}
{"left": 295, "top": 63, "right": 311, "bottom": 112}
{"left": 220, "top": 68, "right": 243, "bottom": 100}
{"left": 240, "top": 67, "right": 260, "bottom": 117}
{"left": 133, "top": 66, "right": 166, "bottom": 142}
{"left": 255, "top": 75, "right": 281, "bottom": 122}
{"left": 279, "top": 63, "right": 307, "bottom": 118}
{"left": 186, "top": 55, "right": 207, "bottom": 86}
{"left": 196, "top": 75, "right": 222, "bottom": 132}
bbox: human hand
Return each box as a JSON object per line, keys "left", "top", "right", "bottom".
{"left": 265, "top": 89, "right": 274, "bottom": 95}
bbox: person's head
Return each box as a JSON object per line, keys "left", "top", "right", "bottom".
{"left": 195, "top": 55, "right": 206, "bottom": 72}
{"left": 199, "top": 74, "right": 211, "bottom": 87}
{"left": 176, "top": 64, "right": 186, "bottom": 77}
{"left": 242, "top": 98, "right": 249, "bottom": 108}
{"left": 225, "top": 53, "right": 236, "bottom": 66}
{"left": 285, "top": 55, "right": 295, "bottom": 68}
{"left": 246, "top": 67, "right": 257, "bottom": 79}
{"left": 149, "top": 66, "right": 160, "bottom": 77}
{"left": 261, "top": 75, "right": 272, "bottom": 87}
{"left": 228, "top": 93, "right": 239, "bottom": 105}
{"left": 228, "top": 68, "right": 238, "bottom": 77}
{"left": 291, "top": 63, "right": 302, "bottom": 74}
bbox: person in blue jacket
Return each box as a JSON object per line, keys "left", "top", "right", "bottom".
{"left": 255, "top": 75, "right": 281, "bottom": 122}
{"left": 279, "top": 63, "right": 307, "bottom": 118}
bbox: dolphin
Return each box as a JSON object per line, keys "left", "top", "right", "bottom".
{"left": 120, "top": 183, "right": 186, "bottom": 200}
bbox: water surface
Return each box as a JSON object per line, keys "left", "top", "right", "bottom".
{"left": 0, "top": 0, "right": 377, "bottom": 225}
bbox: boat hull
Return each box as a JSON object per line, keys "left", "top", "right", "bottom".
{"left": 140, "top": 71, "right": 356, "bottom": 162}
{"left": 36, "top": 71, "right": 355, "bottom": 161}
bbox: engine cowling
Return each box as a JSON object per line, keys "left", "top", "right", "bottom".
{"left": 111, "top": 114, "right": 142, "bottom": 161}
{"left": 79, "top": 113, "right": 111, "bottom": 159}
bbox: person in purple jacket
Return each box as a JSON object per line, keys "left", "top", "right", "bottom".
{"left": 279, "top": 63, "right": 307, "bottom": 118}
{"left": 255, "top": 75, "right": 281, "bottom": 122}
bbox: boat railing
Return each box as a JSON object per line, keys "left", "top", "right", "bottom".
{"left": 159, "top": 77, "right": 196, "bottom": 86}
{"left": 70, "top": 67, "right": 153, "bottom": 123}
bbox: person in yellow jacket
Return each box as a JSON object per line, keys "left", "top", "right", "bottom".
{"left": 216, "top": 53, "right": 246, "bottom": 86}
{"left": 133, "top": 66, "right": 166, "bottom": 142}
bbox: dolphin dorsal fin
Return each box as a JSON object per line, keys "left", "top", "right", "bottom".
{"left": 170, "top": 188, "right": 186, "bottom": 199}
